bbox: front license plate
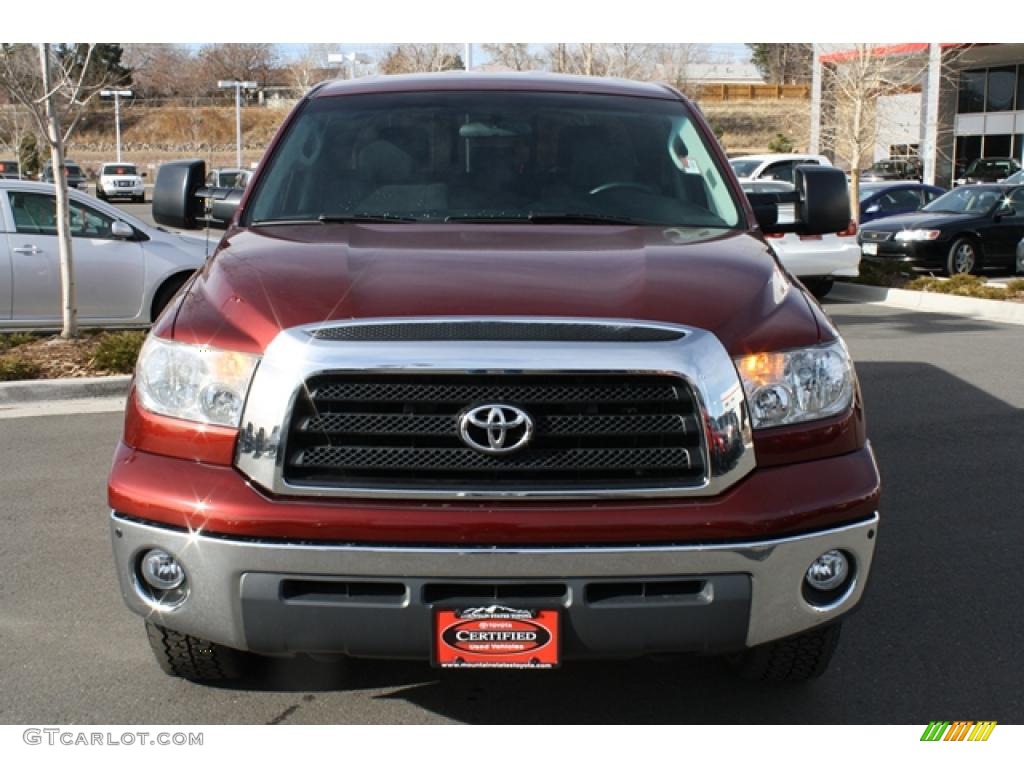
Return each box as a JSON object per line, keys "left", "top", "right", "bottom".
{"left": 861, "top": 242, "right": 878, "bottom": 255}
{"left": 434, "top": 606, "right": 560, "bottom": 669}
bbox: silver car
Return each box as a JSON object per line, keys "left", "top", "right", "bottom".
{"left": 0, "top": 180, "right": 210, "bottom": 328}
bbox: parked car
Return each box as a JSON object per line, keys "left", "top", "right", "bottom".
{"left": 114, "top": 73, "right": 879, "bottom": 685}
{"left": 0, "top": 180, "right": 209, "bottom": 328}
{"left": 858, "top": 181, "right": 946, "bottom": 224}
{"left": 96, "top": 162, "right": 146, "bottom": 203}
{"left": 40, "top": 160, "right": 88, "bottom": 190}
{"left": 729, "top": 152, "right": 832, "bottom": 184}
{"left": 741, "top": 179, "right": 859, "bottom": 298}
{"left": 858, "top": 183, "right": 1024, "bottom": 274}
{"left": 953, "top": 157, "right": 1021, "bottom": 186}
{"left": 205, "top": 167, "right": 253, "bottom": 189}
{"left": 0, "top": 160, "right": 20, "bottom": 179}
{"left": 859, "top": 157, "right": 922, "bottom": 182}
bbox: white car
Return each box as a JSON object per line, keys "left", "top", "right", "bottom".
{"left": 0, "top": 180, "right": 210, "bottom": 329}
{"left": 741, "top": 180, "right": 859, "bottom": 298}
{"left": 730, "top": 153, "right": 832, "bottom": 184}
{"left": 97, "top": 162, "right": 147, "bottom": 203}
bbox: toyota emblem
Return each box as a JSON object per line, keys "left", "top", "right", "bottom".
{"left": 458, "top": 405, "right": 534, "bottom": 455}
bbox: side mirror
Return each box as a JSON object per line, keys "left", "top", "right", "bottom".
{"left": 745, "top": 193, "right": 779, "bottom": 229}
{"left": 793, "top": 165, "right": 850, "bottom": 235}
{"left": 110, "top": 221, "right": 134, "bottom": 239}
{"left": 153, "top": 159, "right": 207, "bottom": 229}
{"left": 752, "top": 166, "right": 850, "bottom": 236}
{"left": 152, "top": 159, "right": 244, "bottom": 230}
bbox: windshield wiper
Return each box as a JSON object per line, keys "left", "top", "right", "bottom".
{"left": 443, "top": 212, "right": 644, "bottom": 225}
{"left": 318, "top": 213, "right": 418, "bottom": 223}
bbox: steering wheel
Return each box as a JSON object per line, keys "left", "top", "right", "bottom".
{"left": 588, "top": 181, "right": 658, "bottom": 196}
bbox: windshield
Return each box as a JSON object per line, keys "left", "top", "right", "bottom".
{"left": 922, "top": 186, "right": 1003, "bottom": 214}
{"left": 246, "top": 90, "right": 742, "bottom": 229}
{"left": 728, "top": 159, "right": 761, "bottom": 178}
{"left": 104, "top": 164, "right": 139, "bottom": 175}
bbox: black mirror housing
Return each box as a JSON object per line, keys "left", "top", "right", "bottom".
{"left": 152, "top": 159, "right": 207, "bottom": 229}
{"left": 793, "top": 165, "right": 850, "bottom": 235}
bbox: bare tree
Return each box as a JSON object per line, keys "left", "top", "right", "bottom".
{"left": 122, "top": 43, "right": 193, "bottom": 98}
{"left": 198, "top": 43, "right": 279, "bottom": 87}
{"left": 481, "top": 44, "right": 541, "bottom": 72}
{"left": 652, "top": 44, "right": 711, "bottom": 97}
{"left": 0, "top": 43, "right": 120, "bottom": 337}
{"left": 819, "top": 44, "right": 970, "bottom": 215}
{"left": 378, "top": 44, "right": 463, "bottom": 74}
{"left": 286, "top": 44, "right": 336, "bottom": 95}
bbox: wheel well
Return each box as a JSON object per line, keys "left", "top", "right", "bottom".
{"left": 150, "top": 271, "right": 194, "bottom": 322}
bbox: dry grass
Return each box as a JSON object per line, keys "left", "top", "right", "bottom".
{"left": 701, "top": 100, "right": 811, "bottom": 156}
{"left": 906, "top": 274, "right": 1024, "bottom": 302}
{"left": 0, "top": 332, "right": 142, "bottom": 381}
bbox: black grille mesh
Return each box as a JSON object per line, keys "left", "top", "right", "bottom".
{"left": 284, "top": 373, "right": 705, "bottom": 492}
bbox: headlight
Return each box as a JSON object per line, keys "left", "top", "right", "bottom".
{"left": 893, "top": 229, "right": 941, "bottom": 242}
{"left": 735, "top": 340, "right": 854, "bottom": 428}
{"left": 136, "top": 336, "right": 260, "bottom": 427}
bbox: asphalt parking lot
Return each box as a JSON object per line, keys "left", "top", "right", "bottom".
{"left": 1, "top": 297, "right": 1021, "bottom": 725}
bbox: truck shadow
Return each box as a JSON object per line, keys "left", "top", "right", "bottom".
{"left": 213, "top": 360, "right": 1024, "bottom": 723}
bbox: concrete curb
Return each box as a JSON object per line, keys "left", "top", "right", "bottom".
{"left": 830, "top": 282, "right": 1024, "bottom": 326}
{"left": 0, "top": 375, "right": 131, "bottom": 405}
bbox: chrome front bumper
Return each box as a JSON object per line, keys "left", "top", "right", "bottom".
{"left": 111, "top": 511, "right": 879, "bottom": 657}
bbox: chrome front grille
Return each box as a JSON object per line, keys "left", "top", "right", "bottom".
{"left": 283, "top": 373, "right": 705, "bottom": 491}
{"left": 234, "top": 317, "right": 756, "bottom": 499}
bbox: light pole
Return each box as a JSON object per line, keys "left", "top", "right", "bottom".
{"left": 217, "top": 80, "right": 257, "bottom": 169}
{"left": 100, "top": 89, "right": 132, "bottom": 163}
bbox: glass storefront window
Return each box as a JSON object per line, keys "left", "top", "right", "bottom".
{"left": 958, "top": 70, "right": 986, "bottom": 113}
{"left": 986, "top": 66, "right": 1016, "bottom": 111}
{"left": 955, "top": 135, "right": 982, "bottom": 177}
{"left": 984, "top": 134, "right": 1012, "bottom": 157}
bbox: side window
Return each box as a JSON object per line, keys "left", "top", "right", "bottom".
{"left": 1008, "top": 188, "right": 1024, "bottom": 215}
{"left": 68, "top": 200, "right": 116, "bottom": 239}
{"left": 763, "top": 161, "right": 796, "bottom": 183}
{"left": 8, "top": 191, "right": 57, "bottom": 235}
{"left": 923, "top": 188, "right": 943, "bottom": 203}
{"left": 879, "top": 189, "right": 923, "bottom": 211}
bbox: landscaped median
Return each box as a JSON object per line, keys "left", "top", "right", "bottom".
{"left": 0, "top": 331, "right": 144, "bottom": 381}
{"left": 832, "top": 272, "right": 1024, "bottom": 325}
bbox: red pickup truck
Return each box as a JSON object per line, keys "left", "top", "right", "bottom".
{"left": 109, "top": 73, "right": 880, "bottom": 684}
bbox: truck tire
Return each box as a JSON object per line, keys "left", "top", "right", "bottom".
{"left": 801, "top": 277, "right": 834, "bottom": 299}
{"left": 728, "top": 622, "right": 841, "bottom": 682}
{"left": 145, "top": 622, "right": 249, "bottom": 683}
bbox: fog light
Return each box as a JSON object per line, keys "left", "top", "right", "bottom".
{"left": 805, "top": 550, "right": 849, "bottom": 592}
{"left": 141, "top": 549, "right": 186, "bottom": 590}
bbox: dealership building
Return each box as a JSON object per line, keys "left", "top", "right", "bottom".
{"left": 811, "top": 43, "right": 1024, "bottom": 188}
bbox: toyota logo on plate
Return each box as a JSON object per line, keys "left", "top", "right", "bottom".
{"left": 458, "top": 405, "right": 534, "bottom": 455}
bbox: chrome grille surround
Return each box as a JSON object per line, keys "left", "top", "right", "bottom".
{"left": 235, "top": 317, "right": 756, "bottom": 500}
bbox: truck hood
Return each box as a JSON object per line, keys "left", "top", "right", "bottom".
{"left": 167, "top": 224, "right": 825, "bottom": 356}
{"left": 860, "top": 211, "right": 974, "bottom": 232}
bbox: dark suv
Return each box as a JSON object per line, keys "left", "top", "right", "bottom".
{"left": 41, "top": 160, "right": 88, "bottom": 190}
{"left": 860, "top": 158, "right": 922, "bottom": 182}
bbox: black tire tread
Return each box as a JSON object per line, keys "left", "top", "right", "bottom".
{"left": 729, "top": 623, "right": 841, "bottom": 683}
{"left": 145, "top": 622, "right": 245, "bottom": 682}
